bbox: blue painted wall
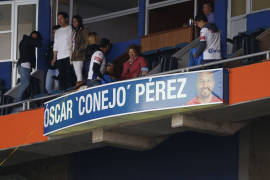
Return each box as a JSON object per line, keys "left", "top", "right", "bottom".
{"left": 0, "top": 62, "right": 11, "bottom": 90}
{"left": 70, "top": 132, "right": 238, "bottom": 180}
{"left": 247, "top": 10, "right": 270, "bottom": 31}
{"left": 214, "top": 0, "right": 227, "bottom": 58}
{"left": 37, "top": 0, "right": 51, "bottom": 71}
{"left": 107, "top": 38, "right": 141, "bottom": 62}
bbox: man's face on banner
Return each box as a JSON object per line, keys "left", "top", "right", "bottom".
{"left": 197, "top": 72, "right": 215, "bottom": 99}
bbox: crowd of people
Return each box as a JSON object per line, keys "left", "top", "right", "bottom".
{"left": 16, "top": 1, "right": 221, "bottom": 101}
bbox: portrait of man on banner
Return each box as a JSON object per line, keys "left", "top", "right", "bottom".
{"left": 186, "top": 71, "right": 221, "bottom": 105}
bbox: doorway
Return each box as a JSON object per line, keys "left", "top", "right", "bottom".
{"left": 227, "top": 0, "right": 247, "bottom": 54}
{"left": 0, "top": 0, "right": 38, "bottom": 87}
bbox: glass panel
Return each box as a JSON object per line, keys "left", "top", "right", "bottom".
{"left": 231, "top": 0, "right": 246, "bottom": 17}
{"left": 85, "top": 13, "right": 138, "bottom": 43}
{"left": 0, "top": 33, "right": 11, "bottom": 60}
{"left": 149, "top": 1, "right": 193, "bottom": 33}
{"left": 59, "top": 0, "right": 70, "bottom": 14}
{"left": 0, "top": 4, "right": 12, "bottom": 31}
{"left": 17, "top": 4, "right": 36, "bottom": 59}
{"left": 51, "top": 0, "right": 58, "bottom": 28}
{"left": 74, "top": 0, "right": 138, "bottom": 18}
{"left": 252, "top": 0, "right": 270, "bottom": 11}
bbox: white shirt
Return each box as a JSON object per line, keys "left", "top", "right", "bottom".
{"left": 88, "top": 50, "right": 106, "bottom": 80}
{"left": 21, "top": 62, "right": 31, "bottom": 69}
{"left": 53, "top": 26, "right": 72, "bottom": 60}
{"left": 200, "top": 27, "right": 221, "bottom": 60}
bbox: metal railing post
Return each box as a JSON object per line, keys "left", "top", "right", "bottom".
{"left": 22, "top": 102, "right": 26, "bottom": 111}
{"left": 26, "top": 101, "right": 30, "bottom": 110}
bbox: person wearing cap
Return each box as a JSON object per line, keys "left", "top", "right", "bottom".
{"left": 121, "top": 44, "right": 148, "bottom": 80}
{"left": 87, "top": 38, "right": 111, "bottom": 87}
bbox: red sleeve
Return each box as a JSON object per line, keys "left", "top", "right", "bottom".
{"left": 140, "top": 57, "right": 148, "bottom": 69}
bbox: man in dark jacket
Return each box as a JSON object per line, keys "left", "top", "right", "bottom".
{"left": 16, "top": 31, "right": 42, "bottom": 101}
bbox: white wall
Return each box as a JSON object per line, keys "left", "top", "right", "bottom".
{"left": 74, "top": 2, "right": 138, "bottom": 43}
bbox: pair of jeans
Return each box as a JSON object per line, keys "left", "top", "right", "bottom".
{"left": 86, "top": 79, "right": 100, "bottom": 88}
{"left": 57, "top": 57, "right": 76, "bottom": 90}
{"left": 17, "top": 65, "right": 31, "bottom": 102}
{"left": 45, "top": 68, "right": 59, "bottom": 94}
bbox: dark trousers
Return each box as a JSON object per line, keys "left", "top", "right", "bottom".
{"left": 57, "top": 57, "right": 75, "bottom": 90}
{"left": 83, "top": 59, "right": 90, "bottom": 81}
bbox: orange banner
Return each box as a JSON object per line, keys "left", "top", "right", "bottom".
{"left": 0, "top": 108, "right": 47, "bottom": 149}
{"left": 229, "top": 61, "right": 270, "bottom": 104}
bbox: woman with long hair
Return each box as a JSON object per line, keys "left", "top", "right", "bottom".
{"left": 71, "top": 15, "right": 88, "bottom": 89}
{"left": 121, "top": 44, "right": 148, "bottom": 80}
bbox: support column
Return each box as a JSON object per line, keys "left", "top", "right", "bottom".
{"left": 37, "top": 0, "right": 51, "bottom": 70}
{"left": 239, "top": 127, "right": 250, "bottom": 180}
{"left": 138, "top": 0, "right": 146, "bottom": 37}
{"left": 214, "top": 0, "right": 228, "bottom": 58}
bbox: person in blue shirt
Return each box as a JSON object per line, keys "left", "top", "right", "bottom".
{"left": 101, "top": 63, "right": 116, "bottom": 84}
{"left": 189, "top": 48, "right": 203, "bottom": 67}
{"left": 202, "top": 1, "right": 215, "bottom": 23}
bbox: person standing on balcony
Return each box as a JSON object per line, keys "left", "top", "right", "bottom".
{"left": 193, "top": 14, "right": 221, "bottom": 65}
{"left": 51, "top": 12, "right": 74, "bottom": 90}
{"left": 45, "top": 25, "right": 60, "bottom": 94}
{"left": 16, "top": 31, "right": 42, "bottom": 102}
{"left": 84, "top": 32, "right": 99, "bottom": 80}
{"left": 71, "top": 15, "right": 88, "bottom": 90}
{"left": 121, "top": 45, "right": 148, "bottom": 80}
{"left": 87, "top": 38, "right": 111, "bottom": 87}
{"left": 202, "top": 1, "right": 215, "bottom": 23}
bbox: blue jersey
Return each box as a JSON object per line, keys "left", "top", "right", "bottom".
{"left": 101, "top": 74, "right": 116, "bottom": 84}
